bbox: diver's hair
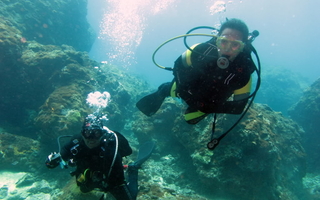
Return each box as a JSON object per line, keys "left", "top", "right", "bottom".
{"left": 218, "top": 18, "right": 249, "bottom": 42}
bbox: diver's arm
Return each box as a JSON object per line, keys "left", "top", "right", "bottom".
{"left": 60, "top": 134, "right": 83, "bottom": 161}
{"left": 45, "top": 142, "right": 73, "bottom": 169}
{"left": 216, "top": 96, "right": 249, "bottom": 114}
{"left": 233, "top": 76, "right": 252, "bottom": 101}
{"left": 180, "top": 43, "right": 200, "bottom": 68}
{"left": 200, "top": 77, "right": 252, "bottom": 114}
{"left": 173, "top": 43, "right": 203, "bottom": 85}
{"left": 219, "top": 77, "right": 252, "bottom": 114}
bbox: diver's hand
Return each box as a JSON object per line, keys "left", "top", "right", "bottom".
{"left": 45, "top": 152, "right": 61, "bottom": 169}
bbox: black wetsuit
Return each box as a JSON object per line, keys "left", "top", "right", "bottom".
{"left": 60, "top": 131, "right": 136, "bottom": 200}
{"left": 173, "top": 38, "right": 256, "bottom": 114}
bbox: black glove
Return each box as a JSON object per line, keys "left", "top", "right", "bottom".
{"left": 45, "top": 152, "right": 61, "bottom": 169}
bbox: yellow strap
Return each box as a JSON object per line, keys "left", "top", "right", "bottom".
{"left": 234, "top": 76, "right": 252, "bottom": 95}
{"left": 82, "top": 168, "right": 90, "bottom": 181}
{"left": 170, "top": 82, "right": 177, "bottom": 97}
{"left": 181, "top": 44, "right": 200, "bottom": 67}
{"left": 184, "top": 110, "right": 206, "bottom": 121}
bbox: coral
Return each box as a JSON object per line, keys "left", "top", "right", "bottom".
{"left": 135, "top": 101, "right": 308, "bottom": 199}
{"left": 64, "top": 109, "right": 82, "bottom": 124}
{"left": 289, "top": 78, "right": 320, "bottom": 173}
{"left": 0, "top": 20, "right": 24, "bottom": 63}
{"left": 34, "top": 83, "right": 88, "bottom": 140}
{"left": 0, "top": 0, "right": 94, "bottom": 51}
{"left": 0, "top": 132, "right": 40, "bottom": 171}
{"left": 191, "top": 151, "right": 212, "bottom": 165}
{"left": 255, "top": 66, "right": 310, "bottom": 115}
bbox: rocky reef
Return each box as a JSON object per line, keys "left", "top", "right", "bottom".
{"left": 289, "top": 78, "right": 320, "bottom": 173}
{"left": 0, "top": 0, "right": 94, "bottom": 52}
{"left": 0, "top": 0, "right": 315, "bottom": 200}
{"left": 0, "top": 131, "right": 40, "bottom": 172}
{"left": 132, "top": 100, "right": 308, "bottom": 200}
{"left": 254, "top": 66, "right": 309, "bottom": 116}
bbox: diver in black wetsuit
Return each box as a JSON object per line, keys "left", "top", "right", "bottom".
{"left": 136, "top": 18, "right": 257, "bottom": 124}
{"left": 45, "top": 113, "right": 154, "bottom": 200}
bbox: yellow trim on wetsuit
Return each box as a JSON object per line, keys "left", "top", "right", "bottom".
{"left": 234, "top": 76, "right": 252, "bottom": 96}
{"left": 77, "top": 168, "right": 90, "bottom": 183}
{"left": 181, "top": 44, "right": 200, "bottom": 67}
{"left": 184, "top": 110, "right": 206, "bottom": 122}
{"left": 170, "top": 82, "right": 177, "bottom": 97}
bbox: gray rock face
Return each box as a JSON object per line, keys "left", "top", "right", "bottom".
{"left": 289, "top": 78, "right": 320, "bottom": 173}
{"left": 132, "top": 101, "right": 307, "bottom": 199}
{"left": 0, "top": 0, "right": 94, "bottom": 52}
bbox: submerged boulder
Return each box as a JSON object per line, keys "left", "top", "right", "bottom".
{"left": 133, "top": 102, "right": 307, "bottom": 200}
{"left": 0, "top": 132, "right": 40, "bottom": 172}
{"left": 289, "top": 78, "right": 320, "bottom": 173}
{"left": 0, "top": 0, "right": 94, "bottom": 51}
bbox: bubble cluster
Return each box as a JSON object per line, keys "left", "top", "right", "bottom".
{"left": 98, "top": 0, "right": 175, "bottom": 69}
{"left": 86, "top": 91, "right": 111, "bottom": 112}
{"left": 209, "top": 1, "right": 227, "bottom": 15}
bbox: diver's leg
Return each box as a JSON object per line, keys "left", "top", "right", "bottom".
{"left": 184, "top": 107, "right": 208, "bottom": 124}
{"left": 126, "top": 164, "right": 139, "bottom": 199}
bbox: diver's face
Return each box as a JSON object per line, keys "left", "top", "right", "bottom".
{"left": 81, "top": 129, "right": 104, "bottom": 149}
{"left": 83, "top": 137, "right": 101, "bottom": 149}
{"left": 217, "top": 28, "right": 244, "bottom": 61}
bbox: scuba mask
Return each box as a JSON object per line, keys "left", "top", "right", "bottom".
{"left": 82, "top": 128, "right": 104, "bottom": 139}
{"left": 216, "top": 36, "right": 245, "bottom": 54}
{"left": 81, "top": 114, "right": 106, "bottom": 139}
{"left": 216, "top": 36, "right": 245, "bottom": 69}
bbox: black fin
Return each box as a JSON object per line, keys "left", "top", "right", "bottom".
{"left": 136, "top": 92, "right": 166, "bottom": 116}
{"left": 136, "top": 82, "right": 171, "bottom": 116}
{"left": 134, "top": 141, "right": 155, "bottom": 168}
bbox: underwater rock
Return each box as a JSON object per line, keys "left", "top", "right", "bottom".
{"left": 303, "top": 173, "right": 320, "bottom": 200}
{"left": 0, "top": 21, "right": 25, "bottom": 64}
{"left": 255, "top": 66, "right": 309, "bottom": 116}
{"left": 16, "top": 174, "right": 36, "bottom": 188}
{"left": 0, "top": 0, "right": 94, "bottom": 51}
{"left": 25, "top": 193, "right": 51, "bottom": 200}
{"left": 289, "top": 78, "right": 320, "bottom": 173}
{"left": 0, "top": 185, "right": 8, "bottom": 199}
{"left": 0, "top": 172, "right": 57, "bottom": 200}
{"left": 0, "top": 34, "right": 96, "bottom": 125}
{"left": 133, "top": 101, "right": 307, "bottom": 200}
{"left": 0, "top": 132, "right": 40, "bottom": 172}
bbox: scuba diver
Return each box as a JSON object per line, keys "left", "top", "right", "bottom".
{"left": 136, "top": 18, "right": 258, "bottom": 125}
{"left": 45, "top": 113, "right": 155, "bottom": 200}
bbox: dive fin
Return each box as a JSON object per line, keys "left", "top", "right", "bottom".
{"left": 136, "top": 92, "right": 166, "bottom": 116}
{"left": 136, "top": 82, "right": 171, "bottom": 116}
{"left": 134, "top": 141, "right": 155, "bottom": 168}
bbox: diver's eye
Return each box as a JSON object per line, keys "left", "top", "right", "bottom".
{"left": 230, "top": 41, "right": 241, "bottom": 50}
{"left": 217, "top": 37, "right": 244, "bottom": 52}
{"left": 220, "top": 38, "right": 229, "bottom": 46}
{"left": 82, "top": 129, "right": 103, "bottom": 139}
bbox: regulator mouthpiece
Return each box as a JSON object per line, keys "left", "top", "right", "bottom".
{"left": 217, "top": 55, "right": 230, "bottom": 69}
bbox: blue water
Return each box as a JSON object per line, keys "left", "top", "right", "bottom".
{"left": 87, "top": 0, "right": 320, "bottom": 88}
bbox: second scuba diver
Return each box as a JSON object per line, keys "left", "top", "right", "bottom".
{"left": 45, "top": 113, "right": 155, "bottom": 200}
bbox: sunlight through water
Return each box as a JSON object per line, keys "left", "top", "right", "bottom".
{"left": 98, "top": 0, "right": 175, "bottom": 69}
